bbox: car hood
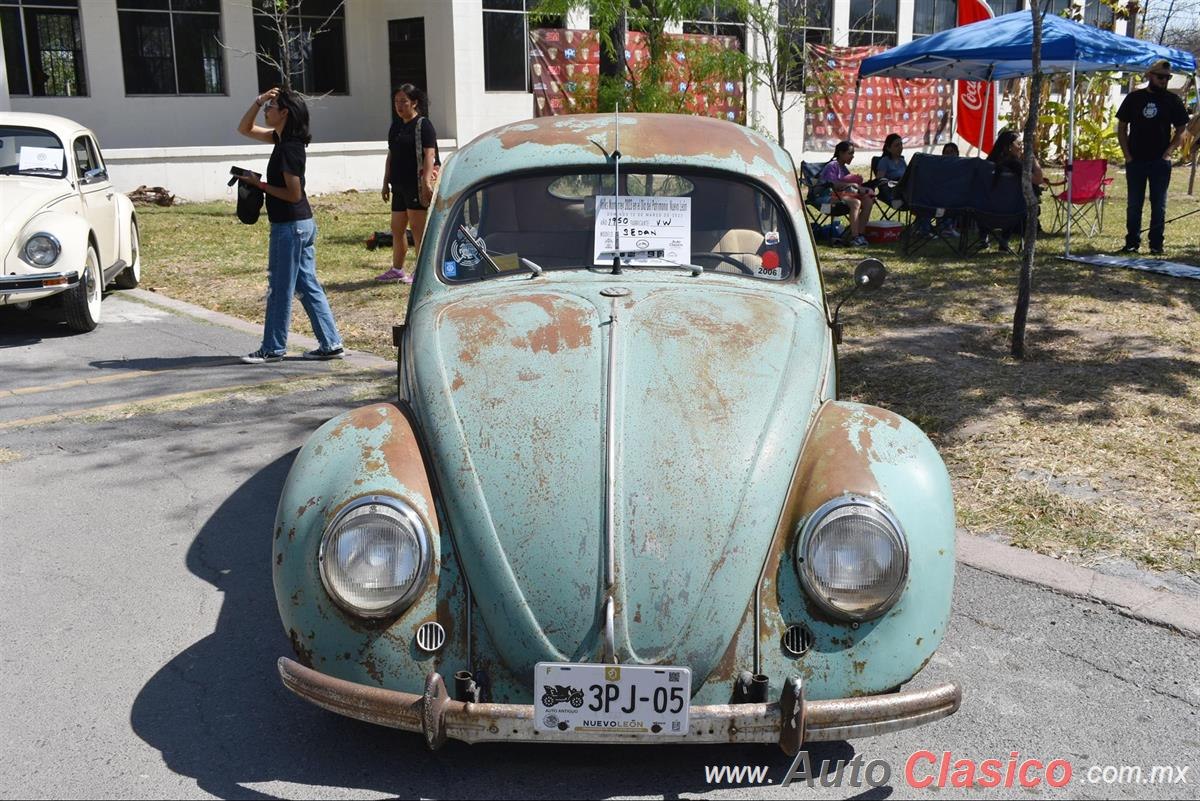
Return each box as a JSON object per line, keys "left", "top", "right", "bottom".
{"left": 0, "top": 179, "right": 75, "bottom": 254}
{"left": 409, "top": 281, "right": 828, "bottom": 685}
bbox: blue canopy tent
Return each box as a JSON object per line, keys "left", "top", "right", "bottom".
{"left": 850, "top": 11, "right": 1196, "bottom": 254}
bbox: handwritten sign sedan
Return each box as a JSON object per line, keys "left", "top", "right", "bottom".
{"left": 272, "top": 113, "right": 961, "bottom": 753}
{"left": 0, "top": 113, "right": 140, "bottom": 332}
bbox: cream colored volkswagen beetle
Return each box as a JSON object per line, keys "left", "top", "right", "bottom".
{"left": 0, "top": 113, "right": 140, "bottom": 332}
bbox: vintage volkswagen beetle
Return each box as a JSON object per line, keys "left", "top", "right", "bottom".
{"left": 0, "top": 113, "right": 140, "bottom": 332}
{"left": 274, "top": 114, "right": 960, "bottom": 752}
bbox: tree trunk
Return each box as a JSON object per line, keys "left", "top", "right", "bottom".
{"left": 1012, "top": 5, "right": 1044, "bottom": 359}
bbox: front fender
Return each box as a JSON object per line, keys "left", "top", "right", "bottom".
{"left": 273, "top": 403, "right": 469, "bottom": 692}
{"left": 114, "top": 193, "right": 136, "bottom": 264}
{"left": 6, "top": 211, "right": 92, "bottom": 275}
{"left": 758, "top": 401, "right": 956, "bottom": 699}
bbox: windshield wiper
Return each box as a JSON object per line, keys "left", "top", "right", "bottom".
{"left": 16, "top": 168, "right": 62, "bottom": 177}
{"left": 457, "top": 224, "right": 505, "bottom": 276}
{"left": 644, "top": 257, "right": 704, "bottom": 277}
{"left": 520, "top": 257, "right": 544, "bottom": 278}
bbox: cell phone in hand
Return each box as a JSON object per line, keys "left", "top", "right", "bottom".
{"left": 227, "top": 166, "right": 258, "bottom": 186}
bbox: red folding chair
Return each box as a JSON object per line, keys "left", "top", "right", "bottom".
{"left": 1048, "top": 159, "right": 1113, "bottom": 237}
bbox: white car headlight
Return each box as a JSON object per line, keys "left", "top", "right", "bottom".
{"left": 23, "top": 233, "right": 61, "bottom": 267}
{"left": 319, "top": 496, "right": 432, "bottom": 618}
{"left": 795, "top": 496, "right": 908, "bottom": 621}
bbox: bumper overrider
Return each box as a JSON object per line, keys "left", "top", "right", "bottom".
{"left": 279, "top": 657, "right": 961, "bottom": 752}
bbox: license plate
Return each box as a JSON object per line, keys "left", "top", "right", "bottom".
{"left": 534, "top": 662, "right": 691, "bottom": 735}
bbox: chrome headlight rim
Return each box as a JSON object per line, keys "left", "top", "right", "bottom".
{"left": 318, "top": 494, "right": 433, "bottom": 620}
{"left": 795, "top": 494, "right": 909, "bottom": 622}
{"left": 21, "top": 232, "right": 62, "bottom": 268}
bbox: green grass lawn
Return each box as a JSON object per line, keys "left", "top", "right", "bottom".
{"left": 137, "top": 165, "right": 1200, "bottom": 575}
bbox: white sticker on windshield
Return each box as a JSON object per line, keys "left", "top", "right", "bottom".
{"left": 593, "top": 196, "right": 691, "bottom": 267}
{"left": 18, "top": 146, "right": 63, "bottom": 173}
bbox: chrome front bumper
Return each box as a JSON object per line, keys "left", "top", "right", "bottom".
{"left": 0, "top": 271, "right": 80, "bottom": 296}
{"left": 278, "top": 657, "right": 961, "bottom": 752}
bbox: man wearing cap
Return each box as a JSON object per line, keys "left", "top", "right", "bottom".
{"left": 1115, "top": 60, "right": 1189, "bottom": 255}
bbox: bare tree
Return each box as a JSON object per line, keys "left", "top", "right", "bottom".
{"left": 735, "top": 0, "right": 807, "bottom": 147}
{"left": 1012, "top": 2, "right": 1047, "bottom": 359}
{"left": 221, "top": 0, "right": 346, "bottom": 93}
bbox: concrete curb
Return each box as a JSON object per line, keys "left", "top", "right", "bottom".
{"left": 124, "top": 288, "right": 394, "bottom": 373}
{"left": 957, "top": 531, "right": 1200, "bottom": 639}
{"left": 124, "top": 289, "right": 1200, "bottom": 639}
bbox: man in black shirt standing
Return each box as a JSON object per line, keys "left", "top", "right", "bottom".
{"left": 1116, "top": 60, "right": 1189, "bottom": 255}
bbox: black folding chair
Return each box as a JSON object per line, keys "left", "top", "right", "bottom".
{"left": 962, "top": 166, "right": 1026, "bottom": 255}
{"left": 798, "top": 161, "right": 852, "bottom": 243}
{"left": 868, "top": 155, "right": 906, "bottom": 223}
{"left": 897, "top": 154, "right": 975, "bottom": 256}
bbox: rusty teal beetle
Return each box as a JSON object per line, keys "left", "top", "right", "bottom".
{"left": 273, "top": 113, "right": 961, "bottom": 752}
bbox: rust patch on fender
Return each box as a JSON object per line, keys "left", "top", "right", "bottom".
{"left": 362, "top": 656, "right": 384, "bottom": 685}
{"left": 373, "top": 405, "right": 437, "bottom": 533}
{"left": 451, "top": 372, "right": 465, "bottom": 391}
{"left": 289, "top": 629, "right": 314, "bottom": 668}
{"left": 296, "top": 497, "right": 319, "bottom": 518}
{"left": 328, "top": 404, "right": 392, "bottom": 439}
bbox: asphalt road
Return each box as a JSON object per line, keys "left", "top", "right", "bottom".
{"left": 1, "top": 294, "right": 1197, "bottom": 800}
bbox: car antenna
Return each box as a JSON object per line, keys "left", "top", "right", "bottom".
{"left": 610, "top": 104, "right": 622, "bottom": 275}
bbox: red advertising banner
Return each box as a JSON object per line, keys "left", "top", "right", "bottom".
{"left": 530, "top": 29, "right": 743, "bottom": 122}
{"left": 530, "top": 28, "right": 601, "bottom": 116}
{"left": 804, "top": 44, "right": 952, "bottom": 151}
{"left": 956, "top": 0, "right": 997, "bottom": 150}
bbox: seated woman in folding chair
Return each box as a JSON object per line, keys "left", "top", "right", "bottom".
{"left": 868, "top": 133, "right": 907, "bottom": 210}
{"left": 819, "top": 141, "right": 876, "bottom": 247}
{"left": 985, "top": 130, "right": 1047, "bottom": 251}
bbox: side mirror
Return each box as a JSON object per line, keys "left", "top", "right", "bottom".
{"left": 853, "top": 258, "right": 887, "bottom": 289}
{"left": 830, "top": 259, "right": 888, "bottom": 344}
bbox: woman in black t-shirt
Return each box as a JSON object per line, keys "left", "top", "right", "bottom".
{"left": 235, "top": 86, "right": 343, "bottom": 363}
{"left": 377, "top": 84, "right": 439, "bottom": 284}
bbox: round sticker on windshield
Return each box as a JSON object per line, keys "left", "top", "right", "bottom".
{"left": 452, "top": 235, "right": 482, "bottom": 266}
{"left": 761, "top": 250, "right": 780, "bottom": 270}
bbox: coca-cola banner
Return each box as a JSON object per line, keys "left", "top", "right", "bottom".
{"left": 530, "top": 29, "right": 743, "bottom": 122}
{"left": 956, "top": 0, "right": 997, "bottom": 150}
{"left": 530, "top": 28, "right": 601, "bottom": 116}
{"left": 804, "top": 43, "right": 952, "bottom": 152}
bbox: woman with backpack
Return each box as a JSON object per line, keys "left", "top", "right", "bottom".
{"left": 235, "top": 86, "right": 344, "bottom": 363}
{"left": 376, "top": 84, "right": 440, "bottom": 284}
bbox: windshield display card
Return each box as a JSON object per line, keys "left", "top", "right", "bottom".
{"left": 593, "top": 196, "right": 691, "bottom": 267}
{"left": 534, "top": 662, "right": 691, "bottom": 736}
{"left": 18, "top": 146, "right": 63, "bottom": 173}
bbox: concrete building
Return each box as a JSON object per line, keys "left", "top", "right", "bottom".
{"left": 0, "top": 0, "right": 1117, "bottom": 199}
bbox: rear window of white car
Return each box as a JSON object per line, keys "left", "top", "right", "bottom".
{"left": 0, "top": 127, "right": 67, "bottom": 179}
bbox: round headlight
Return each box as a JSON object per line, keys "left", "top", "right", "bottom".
{"left": 23, "top": 234, "right": 61, "bottom": 267}
{"left": 795, "top": 496, "right": 908, "bottom": 621}
{"left": 319, "top": 497, "right": 432, "bottom": 618}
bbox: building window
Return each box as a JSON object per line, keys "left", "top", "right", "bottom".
{"left": 849, "top": 0, "right": 899, "bottom": 46}
{"left": 0, "top": 0, "right": 87, "bottom": 96}
{"left": 682, "top": 1, "right": 746, "bottom": 49}
{"left": 482, "top": 0, "right": 563, "bottom": 92}
{"left": 252, "top": 0, "right": 348, "bottom": 94}
{"left": 989, "top": 0, "right": 1024, "bottom": 15}
{"left": 780, "top": 0, "right": 832, "bottom": 92}
{"left": 913, "top": 0, "right": 956, "bottom": 37}
{"left": 1083, "top": 0, "right": 1114, "bottom": 28}
{"left": 117, "top": 0, "right": 225, "bottom": 95}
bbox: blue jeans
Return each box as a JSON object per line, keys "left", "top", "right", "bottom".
{"left": 1124, "top": 159, "right": 1172, "bottom": 250}
{"left": 262, "top": 218, "right": 342, "bottom": 355}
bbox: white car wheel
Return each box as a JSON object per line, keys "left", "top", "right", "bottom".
{"left": 114, "top": 220, "right": 141, "bottom": 290}
{"left": 64, "top": 245, "right": 102, "bottom": 332}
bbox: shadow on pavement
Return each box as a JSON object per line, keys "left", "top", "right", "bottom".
{"left": 131, "top": 451, "right": 855, "bottom": 799}
{"left": 90, "top": 355, "right": 244, "bottom": 371}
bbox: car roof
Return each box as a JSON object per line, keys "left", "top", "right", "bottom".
{"left": 0, "top": 112, "right": 90, "bottom": 140}
{"left": 440, "top": 113, "right": 801, "bottom": 209}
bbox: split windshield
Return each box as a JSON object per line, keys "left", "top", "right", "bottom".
{"left": 441, "top": 170, "right": 795, "bottom": 283}
{"left": 0, "top": 127, "right": 67, "bottom": 179}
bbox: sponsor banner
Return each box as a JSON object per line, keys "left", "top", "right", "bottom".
{"left": 956, "top": 0, "right": 997, "bottom": 149}
{"left": 530, "top": 28, "right": 601, "bottom": 117}
{"left": 530, "top": 29, "right": 744, "bottom": 122}
{"left": 804, "top": 43, "right": 952, "bottom": 151}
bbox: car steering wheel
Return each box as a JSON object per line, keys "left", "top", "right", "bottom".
{"left": 692, "top": 252, "right": 755, "bottom": 275}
